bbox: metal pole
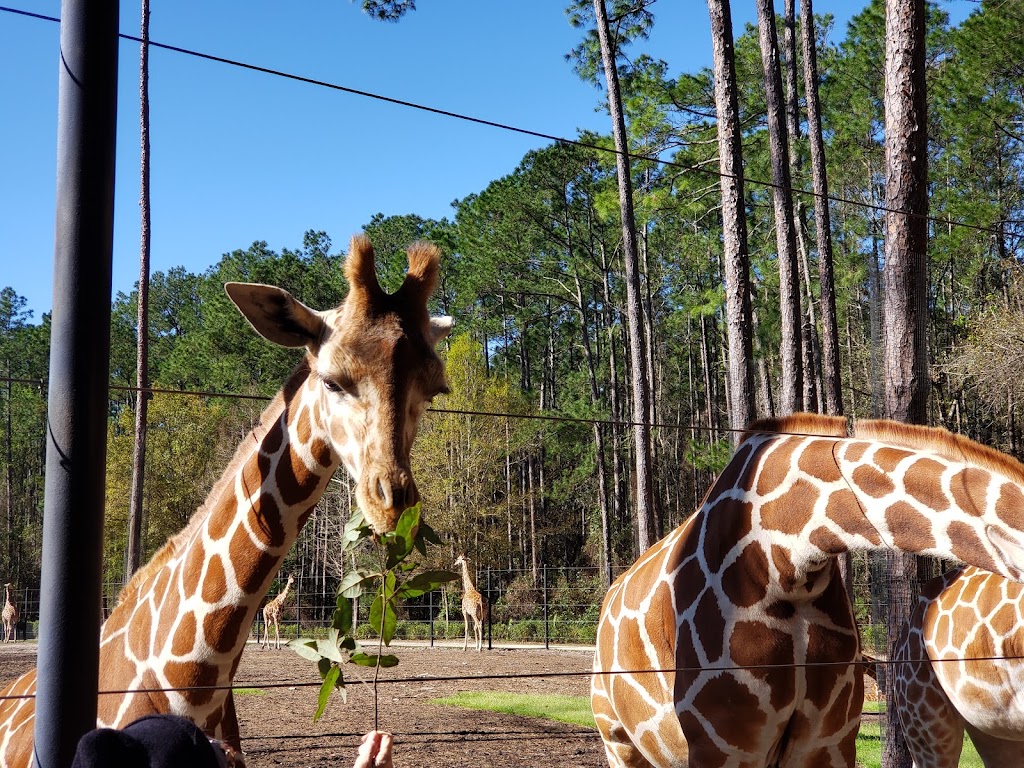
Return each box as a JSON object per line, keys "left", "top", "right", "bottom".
{"left": 486, "top": 567, "right": 492, "bottom": 651}
{"left": 428, "top": 589, "right": 434, "bottom": 647}
{"left": 543, "top": 564, "right": 549, "bottom": 650}
{"left": 34, "top": 0, "right": 118, "bottom": 765}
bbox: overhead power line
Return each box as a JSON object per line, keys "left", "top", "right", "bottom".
{"left": 2, "top": 5, "right": 1018, "bottom": 242}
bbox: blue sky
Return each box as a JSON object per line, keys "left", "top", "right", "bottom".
{"left": 1, "top": 1, "right": 972, "bottom": 319}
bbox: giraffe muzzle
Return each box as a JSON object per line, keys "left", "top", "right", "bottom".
{"left": 360, "top": 467, "right": 419, "bottom": 532}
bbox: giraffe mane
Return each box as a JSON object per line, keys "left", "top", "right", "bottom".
{"left": 115, "top": 360, "right": 310, "bottom": 607}
{"left": 741, "top": 413, "right": 850, "bottom": 443}
{"left": 853, "top": 419, "right": 1024, "bottom": 486}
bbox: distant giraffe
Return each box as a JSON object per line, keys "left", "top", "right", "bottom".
{"left": 1, "top": 584, "right": 17, "bottom": 643}
{"left": 261, "top": 574, "right": 294, "bottom": 650}
{"left": 454, "top": 555, "right": 487, "bottom": 652}
{"left": 0, "top": 235, "right": 452, "bottom": 768}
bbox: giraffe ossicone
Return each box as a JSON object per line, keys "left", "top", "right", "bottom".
{"left": 592, "top": 413, "right": 1024, "bottom": 768}
{"left": 893, "top": 565, "right": 1024, "bottom": 768}
{"left": 0, "top": 234, "right": 452, "bottom": 768}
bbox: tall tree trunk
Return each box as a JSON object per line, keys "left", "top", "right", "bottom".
{"left": 573, "top": 273, "right": 613, "bottom": 588}
{"left": 801, "top": 0, "right": 843, "bottom": 416}
{"left": 881, "top": 1, "right": 930, "bottom": 766}
{"left": 783, "top": 0, "right": 820, "bottom": 413}
{"left": 592, "top": 0, "right": 655, "bottom": 554}
{"left": 707, "top": 0, "right": 756, "bottom": 440}
{"left": 126, "top": 0, "right": 152, "bottom": 581}
{"left": 755, "top": 0, "right": 804, "bottom": 414}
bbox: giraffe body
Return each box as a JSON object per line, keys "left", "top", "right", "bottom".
{"left": 1, "top": 585, "right": 17, "bottom": 643}
{"left": 0, "top": 236, "right": 452, "bottom": 768}
{"left": 455, "top": 555, "right": 487, "bottom": 652}
{"left": 261, "top": 574, "right": 294, "bottom": 650}
{"left": 893, "top": 565, "right": 1024, "bottom": 768}
{"left": 592, "top": 414, "right": 1024, "bottom": 768}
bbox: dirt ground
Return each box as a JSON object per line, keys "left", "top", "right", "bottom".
{"left": 0, "top": 641, "right": 608, "bottom": 767}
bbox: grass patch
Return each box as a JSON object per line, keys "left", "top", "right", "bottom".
{"left": 855, "top": 720, "right": 983, "bottom": 768}
{"left": 232, "top": 687, "right": 265, "bottom": 696}
{"left": 432, "top": 692, "right": 596, "bottom": 729}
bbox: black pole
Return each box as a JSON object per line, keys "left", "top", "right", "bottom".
{"left": 33, "top": 0, "right": 118, "bottom": 765}
{"left": 428, "top": 589, "right": 434, "bottom": 647}
{"left": 486, "top": 567, "right": 492, "bottom": 651}
{"left": 543, "top": 564, "right": 549, "bottom": 650}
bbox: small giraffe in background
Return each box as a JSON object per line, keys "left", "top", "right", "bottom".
{"left": 454, "top": 555, "right": 487, "bottom": 652}
{"left": 261, "top": 574, "right": 294, "bottom": 650}
{"left": 2, "top": 583, "right": 17, "bottom": 643}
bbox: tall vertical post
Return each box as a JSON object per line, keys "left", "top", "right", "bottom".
{"left": 542, "top": 565, "right": 549, "bottom": 650}
{"left": 33, "top": 0, "right": 119, "bottom": 766}
{"left": 486, "top": 567, "right": 492, "bottom": 651}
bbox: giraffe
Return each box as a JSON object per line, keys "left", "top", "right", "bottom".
{"left": 893, "top": 565, "right": 1024, "bottom": 767}
{"left": 260, "top": 573, "right": 294, "bottom": 650}
{"left": 591, "top": 413, "right": 1024, "bottom": 768}
{"left": 0, "top": 235, "right": 452, "bottom": 768}
{"left": 454, "top": 554, "right": 487, "bottom": 652}
{"left": 1, "top": 584, "right": 17, "bottom": 644}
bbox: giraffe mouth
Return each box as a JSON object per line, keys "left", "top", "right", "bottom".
{"left": 356, "top": 466, "right": 419, "bottom": 533}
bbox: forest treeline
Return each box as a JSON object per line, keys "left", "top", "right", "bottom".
{"left": 1, "top": 0, "right": 1022, "bottom": 600}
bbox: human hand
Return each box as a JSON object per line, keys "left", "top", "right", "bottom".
{"left": 354, "top": 731, "right": 393, "bottom": 768}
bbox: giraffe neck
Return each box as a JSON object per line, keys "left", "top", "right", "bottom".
{"left": 460, "top": 562, "right": 475, "bottom": 594}
{"left": 98, "top": 365, "right": 341, "bottom": 730}
{"left": 736, "top": 431, "right": 1024, "bottom": 581}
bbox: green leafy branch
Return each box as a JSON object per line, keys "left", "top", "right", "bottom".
{"left": 289, "top": 503, "right": 457, "bottom": 724}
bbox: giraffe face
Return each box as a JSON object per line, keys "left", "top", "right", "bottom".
{"left": 226, "top": 234, "right": 451, "bottom": 534}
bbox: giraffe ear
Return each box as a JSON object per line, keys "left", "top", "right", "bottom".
{"left": 429, "top": 316, "right": 453, "bottom": 347}
{"left": 225, "top": 283, "right": 325, "bottom": 349}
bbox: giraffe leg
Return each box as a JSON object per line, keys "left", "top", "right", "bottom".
{"left": 463, "top": 615, "right": 469, "bottom": 651}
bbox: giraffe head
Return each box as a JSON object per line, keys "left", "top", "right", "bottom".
{"left": 226, "top": 234, "right": 452, "bottom": 534}
{"left": 454, "top": 554, "right": 466, "bottom": 568}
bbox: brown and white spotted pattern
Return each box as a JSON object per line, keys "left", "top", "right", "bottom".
{"left": 592, "top": 414, "right": 1024, "bottom": 768}
{"left": 261, "top": 574, "right": 294, "bottom": 650}
{"left": 0, "top": 235, "right": 452, "bottom": 768}
{"left": 894, "top": 565, "right": 1024, "bottom": 768}
{"left": 455, "top": 555, "right": 487, "bottom": 652}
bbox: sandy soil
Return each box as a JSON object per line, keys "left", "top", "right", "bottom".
{"left": 0, "top": 641, "right": 608, "bottom": 767}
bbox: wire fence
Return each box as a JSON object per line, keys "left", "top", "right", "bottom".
{"left": 0, "top": 556, "right": 948, "bottom": 661}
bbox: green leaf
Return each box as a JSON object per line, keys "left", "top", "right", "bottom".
{"left": 289, "top": 638, "right": 323, "bottom": 662}
{"left": 350, "top": 652, "right": 399, "bottom": 668}
{"left": 419, "top": 520, "right": 442, "bottom": 545}
{"left": 313, "top": 664, "right": 342, "bottom": 723}
{"left": 338, "top": 569, "right": 375, "bottom": 599}
{"left": 316, "top": 636, "right": 346, "bottom": 665}
{"left": 331, "top": 598, "right": 353, "bottom": 635}
{"left": 385, "top": 535, "right": 409, "bottom": 570}
{"left": 398, "top": 569, "right": 459, "bottom": 599}
{"left": 395, "top": 503, "right": 422, "bottom": 543}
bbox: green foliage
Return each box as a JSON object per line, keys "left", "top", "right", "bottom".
{"left": 289, "top": 504, "right": 457, "bottom": 723}
{"left": 432, "top": 691, "right": 597, "bottom": 729}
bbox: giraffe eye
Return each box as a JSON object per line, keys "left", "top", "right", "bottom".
{"left": 322, "top": 375, "right": 355, "bottom": 395}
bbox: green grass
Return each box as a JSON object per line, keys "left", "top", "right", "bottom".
{"left": 232, "top": 687, "right": 265, "bottom": 696}
{"left": 433, "top": 692, "right": 987, "bottom": 767}
{"left": 854, "top": 719, "right": 983, "bottom": 768}
{"left": 432, "top": 691, "right": 597, "bottom": 729}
